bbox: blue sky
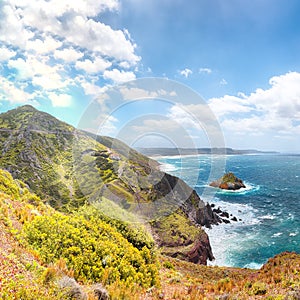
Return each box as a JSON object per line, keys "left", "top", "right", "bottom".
{"left": 0, "top": 0, "right": 300, "bottom": 152}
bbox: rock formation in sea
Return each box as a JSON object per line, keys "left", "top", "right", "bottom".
{"left": 210, "top": 172, "right": 246, "bottom": 190}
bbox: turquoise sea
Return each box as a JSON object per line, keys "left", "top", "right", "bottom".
{"left": 156, "top": 154, "right": 300, "bottom": 269}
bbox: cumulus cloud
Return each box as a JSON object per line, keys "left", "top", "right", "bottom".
{"left": 76, "top": 77, "right": 107, "bottom": 96}
{"left": 0, "top": 76, "right": 32, "bottom": 103}
{"left": 75, "top": 57, "right": 112, "bottom": 74}
{"left": 208, "top": 71, "right": 300, "bottom": 139}
{"left": 26, "top": 36, "right": 63, "bottom": 54}
{"left": 54, "top": 48, "right": 84, "bottom": 62}
{"left": 48, "top": 92, "right": 72, "bottom": 107}
{"left": 0, "top": 47, "right": 16, "bottom": 61}
{"left": 180, "top": 68, "right": 192, "bottom": 78}
{"left": 103, "top": 69, "right": 136, "bottom": 83}
{"left": 0, "top": 0, "right": 140, "bottom": 107}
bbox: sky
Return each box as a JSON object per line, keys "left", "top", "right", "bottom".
{"left": 0, "top": 0, "right": 300, "bottom": 152}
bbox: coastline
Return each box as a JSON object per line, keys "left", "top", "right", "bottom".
{"left": 154, "top": 154, "right": 300, "bottom": 269}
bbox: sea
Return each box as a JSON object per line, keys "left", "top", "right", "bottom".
{"left": 155, "top": 154, "right": 300, "bottom": 269}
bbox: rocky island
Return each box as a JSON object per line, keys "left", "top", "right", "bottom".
{"left": 210, "top": 172, "right": 246, "bottom": 190}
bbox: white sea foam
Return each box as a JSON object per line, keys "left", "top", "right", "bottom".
{"left": 158, "top": 163, "right": 179, "bottom": 172}
{"left": 259, "top": 214, "right": 276, "bottom": 220}
{"left": 216, "top": 182, "right": 260, "bottom": 195}
{"left": 207, "top": 201, "right": 261, "bottom": 268}
{"left": 289, "top": 232, "right": 298, "bottom": 237}
{"left": 272, "top": 232, "right": 283, "bottom": 238}
{"left": 209, "top": 200, "right": 260, "bottom": 225}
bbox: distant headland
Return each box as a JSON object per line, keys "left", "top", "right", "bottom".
{"left": 137, "top": 147, "right": 278, "bottom": 156}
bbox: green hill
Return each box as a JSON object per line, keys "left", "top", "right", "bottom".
{"left": 0, "top": 105, "right": 220, "bottom": 265}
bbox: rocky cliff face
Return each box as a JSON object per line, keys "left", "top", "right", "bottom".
{"left": 0, "top": 105, "right": 222, "bottom": 265}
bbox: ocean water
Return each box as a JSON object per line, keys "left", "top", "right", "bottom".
{"left": 156, "top": 154, "right": 300, "bottom": 269}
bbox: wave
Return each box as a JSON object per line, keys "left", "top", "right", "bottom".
{"left": 209, "top": 200, "right": 260, "bottom": 226}
{"left": 158, "top": 162, "right": 179, "bottom": 172}
{"left": 272, "top": 232, "right": 283, "bottom": 238}
{"left": 206, "top": 200, "right": 263, "bottom": 268}
{"left": 243, "top": 262, "right": 263, "bottom": 269}
{"left": 289, "top": 232, "right": 298, "bottom": 237}
{"left": 258, "top": 214, "right": 276, "bottom": 220}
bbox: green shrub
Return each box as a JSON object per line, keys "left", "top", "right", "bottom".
{"left": 252, "top": 281, "right": 267, "bottom": 295}
{"left": 21, "top": 212, "right": 158, "bottom": 287}
{"left": 78, "top": 203, "right": 154, "bottom": 250}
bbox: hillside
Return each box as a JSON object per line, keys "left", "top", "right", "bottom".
{"left": 0, "top": 168, "right": 299, "bottom": 299}
{"left": 0, "top": 105, "right": 222, "bottom": 265}
{"left": 0, "top": 168, "right": 158, "bottom": 299}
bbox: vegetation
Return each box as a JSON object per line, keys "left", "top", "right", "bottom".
{"left": 21, "top": 212, "right": 158, "bottom": 286}
{"left": 155, "top": 253, "right": 300, "bottom": 299}
{"left": 0, "top": 168, "right": 299, "bottom": 299}
{"left": 0, "top": 168, "right": 158, "bottom": 299}
{"left": 221, "top": 172, "right": 238, "bottom": 183}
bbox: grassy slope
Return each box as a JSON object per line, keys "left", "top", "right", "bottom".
{"left": 0, "top": 169, "right": 159, "bottom": 299}
{"left": 0, "top": 105, "right": 217, "bottom": 265}
{"left": 0, "top": 168, "right": 299, "bottom": 299}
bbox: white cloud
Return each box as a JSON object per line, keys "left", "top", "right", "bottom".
{"left": 0, "top": 0, "right": 140, "bottom": 108}
{"left": 0, "top": 3, "right": 34, "bottom": 48}
{"left": 0, "top": 47, "right": 16, "bottom": 61}
{"left": 48, "top": 92, "right": 72, "bottom": 107}
{"left": 11, "top": 0, "right": 139, "bottom": 63}
{"left": 8, "top": 57, "right": 33, "bottom": 80}
{"left": 131, "top": 118, "right": 179, "bottom": 133}
{"left": 7, "top": 55, "right": 68, "bottom": 90}
{"left": 32, "top": 73, "right": 68, "bottom": 90}
{"left": 119, "top": 87, "right": 159, "bottom": 99}
{"left": 76, "top": 76, "right": 107, "bottom": 96}
{"left": 0, "top": 76, "right": 32, "bottom": 103}
{"left": 26, "top": 36, "right": 63, "bottom": 54}
{"left": 119, "top": 61, "right": 131, "bottom": 69}
{"left": 208, "top": 71, "right": 300, "bottom": 139}
{"left": 103, "top": 69, "right": 136, "bottom": 83}
{"left": 167, "top": 105, "right": 201, "bottom": 130}
{"left": 210, "top": 72, "right": 300, "bottom": 120}
{"left": 75, "top": 57, "right": 112, "bottom": 73}
{"left": 54, "top": 48, "right": 84, "bottom": 62}
{"left": 179, "top": 68, "right": 192, "bottom": 78}
{"left": 199, "top": 67, "right": 212, "bottom": 74}
{"left": 209, "top": 94, "right": 254, "bottom": 118}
